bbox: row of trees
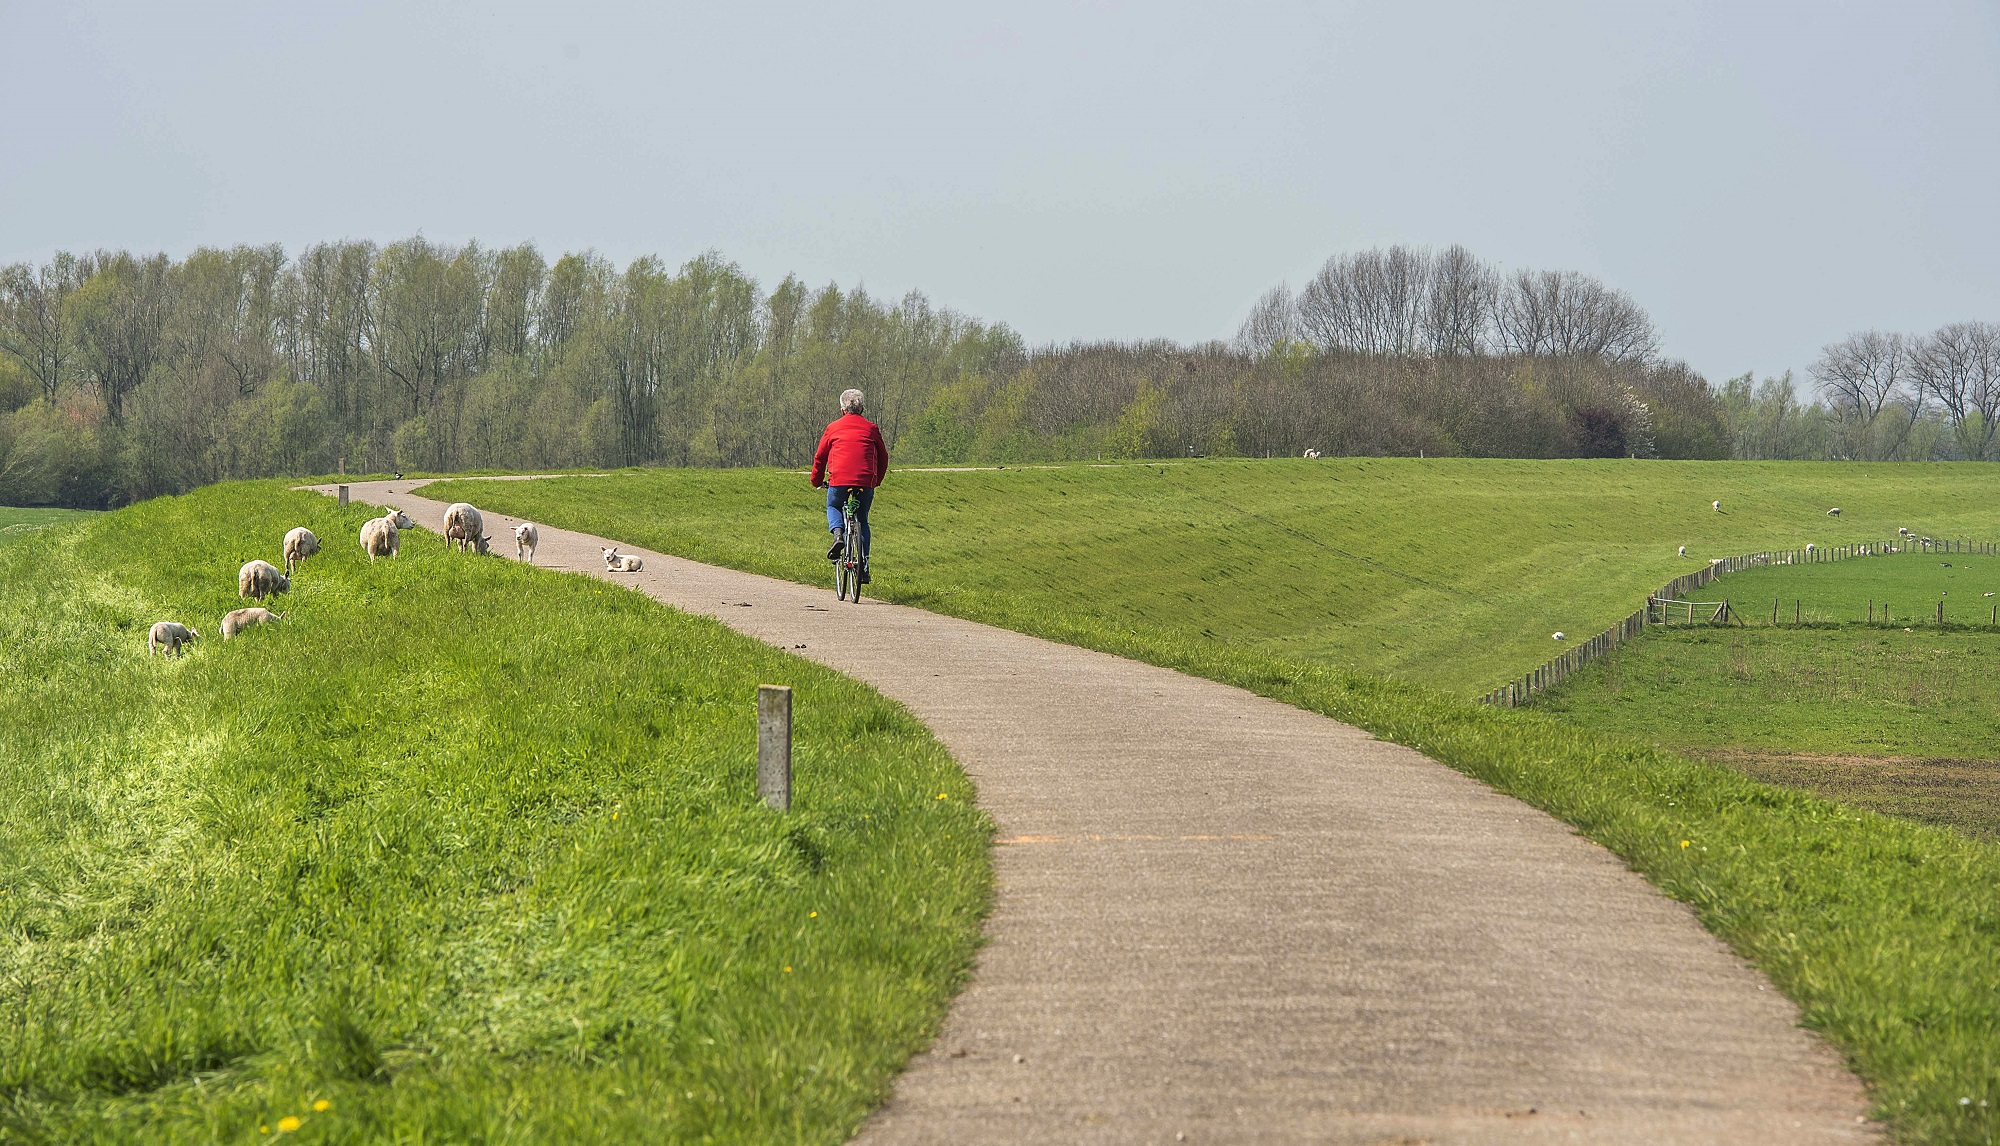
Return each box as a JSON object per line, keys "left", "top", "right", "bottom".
{"left": 0, "top": 239, "right": 1983, "bottom": 508}
{"left": 1805, "top": 323, "right": 2000, "bottom": 461}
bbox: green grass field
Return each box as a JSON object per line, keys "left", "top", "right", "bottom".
{"left": 1542, "top": 551, "right": 2000, "bottom": 844}
{"left": 430, "top": 460, "right": 2000, "bottom": 1143}
{"left": 0, "top": 505, "right": 93, "bottom": 548}
{"left": 0, "top": 483, "right": 989, "bottom": 1144}
{"left": 429, "top": 459, "right": 2000, "bottom": 695}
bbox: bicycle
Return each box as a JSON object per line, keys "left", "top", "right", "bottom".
{"left": 832, "top": 493, "right": 865, "bottom": 603}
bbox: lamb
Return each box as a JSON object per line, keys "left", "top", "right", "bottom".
{"left": 238, "top": 559, "right": 290, "bottom": 601}
{"left": 443, "top": 503, "right": 492, "bottom": 555}
{"left": 601, "top": 546, "right": 644, "bottom": 573}
{"left": 148, "top": 621, "right": 198, "bottom": 656}
{"left": 283, "top": 527, "right": 320, "bottom": 576}
{"left": 515, "top": 521, "right": 539, "bottom": 563}
{"left": 359, "top": 509, "right": 413, "bottom": 562}
{"left": 220, "top": 607, "right": 282, "bottom": 640}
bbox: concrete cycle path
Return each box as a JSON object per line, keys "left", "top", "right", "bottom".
{"left": 324, "top": 480, "right": 1875, "bottom": 1145}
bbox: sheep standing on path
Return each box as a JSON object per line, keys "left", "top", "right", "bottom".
{"left": 359, "top": 509, "right": 413, "bottom": 562}
{"left": 148, "top": 621, "right": 198, "bottom": 656}
{"left": 220, "top": 607, "right": 282, "bottom": 640}
{"left": 515, "top": 522, "right": 539, "bottom": 563}
{"left": 601, "top": 546, "right": 644, "bottom": 572}
{"left": 283, "top": 527, "right": 320, "bottom": 576}
{"left": 443, "top": 503, "right": 492, "bottom": 555}
{"left": 239, "top": 559, "right": 290, "bottom": 601}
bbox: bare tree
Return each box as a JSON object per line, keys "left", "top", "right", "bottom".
{"left": 1911, "top": 321, "right": 2000, "bottom": 460}
{"left": 0, "top": 253, "right": 92, "bottom": 402}
{"left": 1811, "top": 330, "right": 1916, "bottom": 459}
{"left": 1234, "top": 283, "right": 1298, "bottom": 356}
{"left": 1298, "top": 246, "right": 1432, "bottom": 355}
{"left": 1494, "top": 269, "right": 1657, "bottom": 362}
{"left": 1422, "top": 244, "right": 1495, "bottom": 356}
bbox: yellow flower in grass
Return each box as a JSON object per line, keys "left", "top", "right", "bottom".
{"left": 1679, "top": 840, "right": 1691, "bottom": 848}
{"left": 277, "top": 1116, "right": 302, "bottom": 1133}
{"left": 936, "top": 793, "right": 948, "bottom": 800}
{"left": 313, "top": 1100, "right": 331, "bottom": 1112}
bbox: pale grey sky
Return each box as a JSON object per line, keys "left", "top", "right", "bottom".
{"left": 4, "top": 1, "right": 1996, "bottom": 384}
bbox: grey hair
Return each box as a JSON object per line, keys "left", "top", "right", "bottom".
{"left": 839, "top": 389, "right": 866, "bottom": 414}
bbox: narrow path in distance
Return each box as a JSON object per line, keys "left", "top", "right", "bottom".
{"left": 324, "top": 480, "right": 1876, "bottom": 1145}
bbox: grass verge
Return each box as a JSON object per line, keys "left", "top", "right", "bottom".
{"left": 0, "top": 482, "right": 989, "bottom": 1144}
{"left": 0, "top": 505, "right": 92, "bottom": 548}
{"left": 434, "top": 462, "right": 2000, "bottom": 1143}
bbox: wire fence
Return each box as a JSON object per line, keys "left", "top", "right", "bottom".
{"left": 1478, "top": 536, "right": 2000, "bottom": 708}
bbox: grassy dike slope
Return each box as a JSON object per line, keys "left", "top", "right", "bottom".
{"left": 0, "top": 483, "right": 988, "bottom": 1144}
{"left": 440, "top": 458, "right": 2000, "bottom": 695}
{"left": 434, "top": 460, "right": 2000, "bottom": 1144}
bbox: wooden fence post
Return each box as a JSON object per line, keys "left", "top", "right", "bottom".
{"left": 337, "top": 484, "right": 349, "bottom": 507}
{"left": 758, "top": 685, "right": 793, "bottom": 811}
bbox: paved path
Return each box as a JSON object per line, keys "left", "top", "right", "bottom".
{"left": 324, "top": 481, "right": 1876, "bottom": 1145}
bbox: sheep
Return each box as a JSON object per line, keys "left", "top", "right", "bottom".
{"left": 515, "top": 522, "right": 539, "bottom": 563}
{"left": 1827, "top": 507, "right": 1841, "bottom": 517}
{"left": 1712, "top": 500, "right": 1722, "bottom": 513}
{"left": 283, "top": 527, "right": 320, "bottom": 576}
{"left": 443, "top": 503, "right": 492, "bottom": 555}
{"left": 359, "top": 509, "right": 413, "bottom": 562}
{"left": 1552, "top": 632, "right": 1566, "bottom": 641}
{"left": 148, "top": 621, "right": 198, "bottom": 656}
{"left": 1302, "top": 448, "right": 1322, "bottom": 459}
{"left": 1899, "top": 527, "right": 1911, "bottom": 536}
{"left": 239, "top": 559, "right": 290, "bottom": 601}
{"left": 601, "top": 546, "right": 644, "bottom": 573}
{"left": 1805, "top": 543, "right": 1815, "bottom": 554}
{"left": 220, "top": 607, "right": 282, "bottom": 640}
{"left": 1677, "top": 545, "right": 1686, "bottom": 557}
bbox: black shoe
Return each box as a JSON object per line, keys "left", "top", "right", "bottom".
{"left": 858, "top": 562, "right": 871, "bottom": 585}
{"left": 826, "top": 532, "right": 845, "bottom": 561}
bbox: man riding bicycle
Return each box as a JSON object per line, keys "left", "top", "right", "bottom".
{"left": 811, "top": 389, "right": 889, "bottom": 583}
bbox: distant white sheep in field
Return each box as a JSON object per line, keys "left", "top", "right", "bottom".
{"left": 1678, "top": 545, "right": 1686, "bottom": 557}
{"left": 1302, "top": 448, "right": 1322, "bottom": 459}
{"left": 601, "top": 546, "right": 644, "bottom": 572}
{"left": 220, "top": 607, "right": 282, "bottom": 640}
{"left": 359, "top": 509, "right": 413, "bottom": 561}
{"left": 283, "top": 527, "right": 319, "bottom": 576}
{"left": 1827, "top": 507, "right": 1841, "bottom": 516}
{"left": 148, "top": 621, "right": 198, "bottom": 656}
{"left": 1552, "top": 631, "right": 1566, "bottom": 641}
{"left": 1806, "top": 543, "right": 1815, "bottom": 553}
{"left": 1712, "top": 500, "right": 1722, "bottom": 512}
{"left": 1899, "top": 527, "right": 1911, "bottom": 536}
{"left": 515, "top": 522, "right": 539, "bottom": 563}
{"left": 443, "top": 503, "right": 492, "bottom": 555}
{"left": 238, "top": 559, "right": 290, "bottom": 601}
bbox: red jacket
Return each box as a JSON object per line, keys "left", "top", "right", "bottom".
{"left": 811, "top": 413, "right": 889, "bottom": 488}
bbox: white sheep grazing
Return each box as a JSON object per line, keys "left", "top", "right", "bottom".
{"left": 601, "top": 546, "right": 644, "bottom": 573}
{"left": 1302, "top": 448, "right": 1322, "bottom": 459}
{"left": 359, "top": 509, "right": 413, "bottom": 562}
{"left": 283, "top": 527, "right": 320, "bottom": 576}
{"left": 443, "top": 503, "right": 492, "bottom": 555}
{"left": 1805, "top": 543, "right": 1815, "bottom": 553}
{"left": 148, "top": 621, "right": 198, "bottom": 656}
{"left": 1677, "top": 545, "right": 1687, "bottom": 557}
{"left": 1827, "top": 507, "right": 1841, "bottom": 517}
{"left": 515, "top": 522, "right": 539, "bottom": 563}
{"left": 1712, "top": 500, "right": 1722, "bottom": 512}
{"left": 220, "top": 607, "right": 282, "bottom": 640}
{"left": 1552, "top": 631, "right": 1566, "bottom": 641}
{"left": 238, "top": 559, "right": 290, "bottom": 601}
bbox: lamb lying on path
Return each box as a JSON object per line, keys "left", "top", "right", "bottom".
{"left": 283, "top": 527, "right": 320, "bottom": 576}
{"left": 148, "top": 621, "right": 198, "bottom": 656}
{"left": 239, "top": 559, "right": 290, "bottom": 601}
{"left": 516, "top": 522, "right": 539, "bottom": 563}
{"left": 220, "top": 607, "right": 282, "bottom": 640}
{"left": 443, "top": 503, "right": 492, "bottom": 555}
{"left": 360, "top": 509, "right": 413, "bottom": 561}
{"left": 601, "top": 546, "right": 644, "bottom": 572}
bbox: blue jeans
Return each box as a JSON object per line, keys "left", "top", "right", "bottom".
{"left": 826, "top": 485, "right": 873, "bottom": 559}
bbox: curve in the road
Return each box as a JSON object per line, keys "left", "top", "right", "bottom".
{"left": 321, "top": 480, "right": 1876, "bottom": 1145}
